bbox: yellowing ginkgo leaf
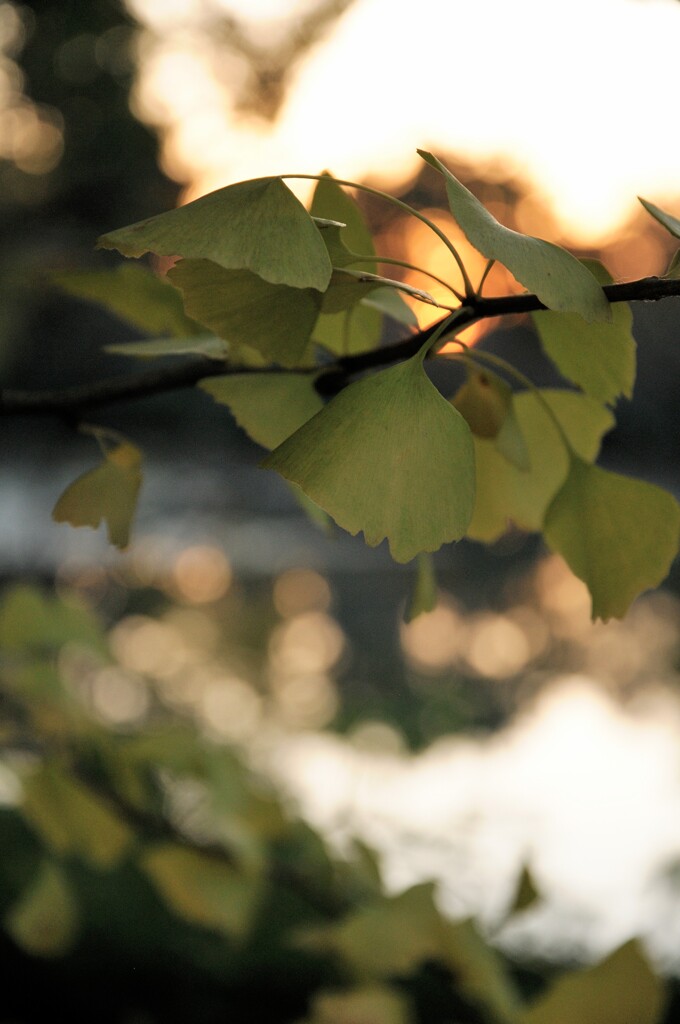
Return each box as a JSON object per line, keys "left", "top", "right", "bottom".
{"left": 467, "top": 389, "right": 614, "bottom": 543}
{"left": 99, "top": 176, "right": 332, "bottom": 292}
{"left": 167, "top": 260, "right": 322, "bottom": 367}
{"left": 52, "top": 439, "right": 142, "bottom": 549}
{"left": 418, "top": 151, "right": 610, "bottom": 323}
{"left": 533, "top": 260, "right": 636, "bottom": 405}
{"left": 543, "top": 457, "right": 680, "bottom": 620}
{"left": 264, "top": 355, "right": 475, "bottom": 563}
{"left": 452, "top": 367, "right": 512, "bottom": 438}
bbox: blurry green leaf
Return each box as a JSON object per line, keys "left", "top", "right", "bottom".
{"left": 52, "top": 438, "right": 142, "bottom": 549}
{"left": 363, "top": 286, "right": 418, "bottom": 327}
{"left": 418, "top": 151, "right": 610, "bottom": 322}
{"left": 507, "top": 865, "right": 541, "bottom": 916}
{"left": 140, "top": 844, "right": 259, "bottom": 938}
{"left": 521, "top": 940, "right": 665, "bottom": 1024}
{"left": 105, "top": 335, "right": 228, "bottom": 360}
{"left": 53, "top": 263, "right": 199, "bottom": 337}
{"left": 21, "top": 764, "right": 133, "bottom": 868}
{"left": 99, "top": 177, "right": 332, "bottom": 291}
{"left": 322, "top": 269, "right": 436, "bottom": 314}
{"left": 4, "top": 860, "right": 79, "bottom": 958}
{"left": 533, "top": 260, "right": 636, "bottom": 404}
{"left": 467, "top": 389, "right": 614, "bottom": 542}
{"left": 638, "top": 197, "right": 680, "bottom": 238}
{"left": 311, "top": 173, "right": 376, "bottom": 272}
{"left": 453, "top": 367, "right": 512, "bottom": 437}
{"left": 663, "top": 249, "right": 680, "bottom": 278}
{"left": 313, "top": 302, "right": 383, "bottom": 357}
{"left": 443, "top": 918, "right": 522, "bottom": 1024}
{"left": 0, "top": 585, "right": 105, "bottom": 653}
{"left": 543, "top": 457, "right": 680, "bottom": 620}
{"left": 495, "top": 399, "right": 531, "bottom": 471}
{"left": 168, "top": 260, "right": 322, "bottom": 367}
{"left": 264, "top": 355, "right": 475, "bottom": 563}
{"left": 199, "top": 373, "right": 323, "bottom": 449}
{"left": 404, "top": 552, "right": 437, "bottom": 622}
{"left": 304, "top": 985, "right": 411, "bottom": 1024}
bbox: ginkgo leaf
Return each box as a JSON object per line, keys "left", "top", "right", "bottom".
{"left": 321, "top": 268, "right": 436, "bottom": 313}
{"left": 168, "top": 259, "right": 322, "bottom": 367}
{"left": 52, "top": 438, "right": 142, "bottom": 549}
{"left": 4, "top": 860, "right": 79, "bottom": 958}
{"left": 304, "top": 986, "right": 411, "bottom": 1024}
{"left": 53, "top": 263, "right": 199, "bottom": 337}
{"left": 313, "top": 303, "right": 383, "bottom": 356}
{"left": 264, "top": 355, "right": 475, "bottom": 563}
{"left": 418, "top": 151, "right": 610, "bottom": 323}
{"left": 638, "top": 196, "right": 680, "bottom": 238}
{"left": 140, "top": 844, "right": 260, "bottom": 937}
{"left": 452, "top": 367, "right": 512, "bottom": 437}
{"left": 99, "top": 176, "right": 332, "bottom": 291}
{"left": 21, "top": 764, "right": 133, "bottom": 868}
{"left": 533, "top": 260, "right": 635, "bottom": 404}
{"left": 363, "top": 286, "right": 418, "bottom": 326}
{"left": 521, "top": 940, "right": 664, "bottom": 1024}
{"left": 495, "top": 399, "right": 531, "bottom": 471}
{"left": 543, "top": 457, "right": 680, "bottom": 620}
{"left": 199, "top": 373, "right": 323, "bottom": 449}
{"left": 311, "top": 173, "right": 376, "bottom": 272}
{"left": 106, "top": 336, "right": 228, "bottom": 360}
{"left": 467, "top": 390, "right": 614, "bottom": 543}
{"left": 404, "top": 552, "right": 437, "bottom": 622}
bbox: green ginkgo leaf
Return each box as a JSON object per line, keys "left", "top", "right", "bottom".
{"left": 363, "top": 286, "right": 418, "bottom": 326}
{"left": 168, "top": 260, "right": 322, "bottom": 367}
{"left": 199, "top": 373, "right": 323, "bottom": 449}
{"left": 313, "top": 303, "right": 383, "bottom": 356}
{"left": 638, "top": 197, "right": 680, "bottom": 238}
{"left": 467, "top": 390, "right": 614, "bottom": 543}
{"left": 418, "top": 151, "right": 610, "bottom": 323}
{"left": 52, "top": 437, "right": 142, "bottom": 549}
{"left": 321, "top": 268, "right": 436, "bottom": 313}
{"left": 543, "top": 456, "right": 680, "bottom": 620}
{"left": 140, "top": 844, "right": 260, "bottom": 937}
{"left": 53, "top": 263, "right": 199, "bottom": 337}
{"left": 533, "top": 260, "right": 636, "bottom": 404}
{"left": 311, "top": 173, "right": 376, "bottom": 271}
{"left": 521, "top": 940, "right": 664, "bottom": 1024}
{"left": 405, "top": 552, "right": 437, "bottom": 622}
{"left": 452, "top": 367, "right": 512, "bottom": 438}
{"left": 4, "top": 860, "right": 79, "bottom": 958}
{"left": 99, "top": 176, "right": 332, "bottom": 291}
{"left": 264, "top": 354, "right": 475, "bottom": 563}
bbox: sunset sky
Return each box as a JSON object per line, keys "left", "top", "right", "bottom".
{"left": 128, "top": 0, "right": 680, "bottom": 243}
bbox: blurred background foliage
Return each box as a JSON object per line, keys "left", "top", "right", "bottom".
{"left": 1, "top": 1, "right": 680, "bottom": 1021}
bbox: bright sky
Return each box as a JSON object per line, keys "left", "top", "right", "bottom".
{"left": 128, "top": 0, "right": 680, "bottom": 243}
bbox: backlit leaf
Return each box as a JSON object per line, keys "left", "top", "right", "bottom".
{"left": 533, "top": 260, "right": 635, "bottom": 404}
{"left": 140, "top": 844, "right": 259, "bottom": 937}
{"left": 53, "top": 263, "right": 198, "bottom": 337}
{"left": 418, "top": 151, "right": 610, "bottom": 322}
{"left": 168, "top": 259, "right": 322, "bottom": 367}
{"left": 543, "top": 457, "right": 680, "bottom": 620}
{"left": 467, "top": 390, "right": 614, "bottom": 543}
{"left": 99, "top": 176, "right": 332, "bottom": 291}
{"left": 521, "top": 940, "right": 665, "bottom": 1024}
{"left": 313, "top": 303, "right": 383, "bottom": 356}
{"left": 405, "top": 552, "right": 437, "bottom": 622}
{"left": 452, "top": 366, "right": 512, "bottom": 437}
{"left": 363, "top": 286, "right": 418, "bottom": 326}
{"left": 52, "top": 439, "right": 142, "bottom": 549}
{"left": 264, "top": 355, "right": 475, "bottom": 563}
{"left": 311, "top": 173, "right": 376, "bottom": 272}
{"left": 638, "top": 197, "right": 680, "bottom": 238}
{"left": 199, "top": 373, "right": 323, "bottom": 449}
{"left": 21, "top": 764, "right": 133, "bottom": 868}
{"left": 4, "top": 860, "right": 79, "bottom": 958}
{"left": 105, "top": 335, "right": 228, "bottom": 360}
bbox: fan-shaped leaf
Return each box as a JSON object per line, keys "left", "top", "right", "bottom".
{"left": 313, "top": 303, "right": 383, "bottom": 356}
{"left": 543, "top": 457, "right": 680, "bottom": 620}
{"left": 264, "top": 355, "right": 475, "bottom": 563}
{"left": 168, "top": 259, "right": 322, "bottom": 367}
{"left": 199, "top": 373, "right": 323, "bottom": 449}
{"left": 418, "top": 151, "right": 610, "bottom": 322}
{"left": 99, "top": 176, "right": 332, "bottom": 291}
{"left": 533, "top": 260, "right": 635, "bottom": 404}
{"left": 311, "top": 173, "right": 376, "bottom": 271}
{"left": 52, "top": 439, "right": 142, "bottom": 549}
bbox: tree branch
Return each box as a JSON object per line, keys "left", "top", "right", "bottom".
{"left": 2, "top": 275, "right": 679, "bottom": 416}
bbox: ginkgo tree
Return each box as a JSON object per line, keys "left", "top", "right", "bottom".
{"left": 8, "top": 150, "right": 680, "bottom": 622}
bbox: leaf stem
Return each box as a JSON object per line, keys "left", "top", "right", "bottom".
{"left": 346, "top": 254, "right": 465, "bottom": 303}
